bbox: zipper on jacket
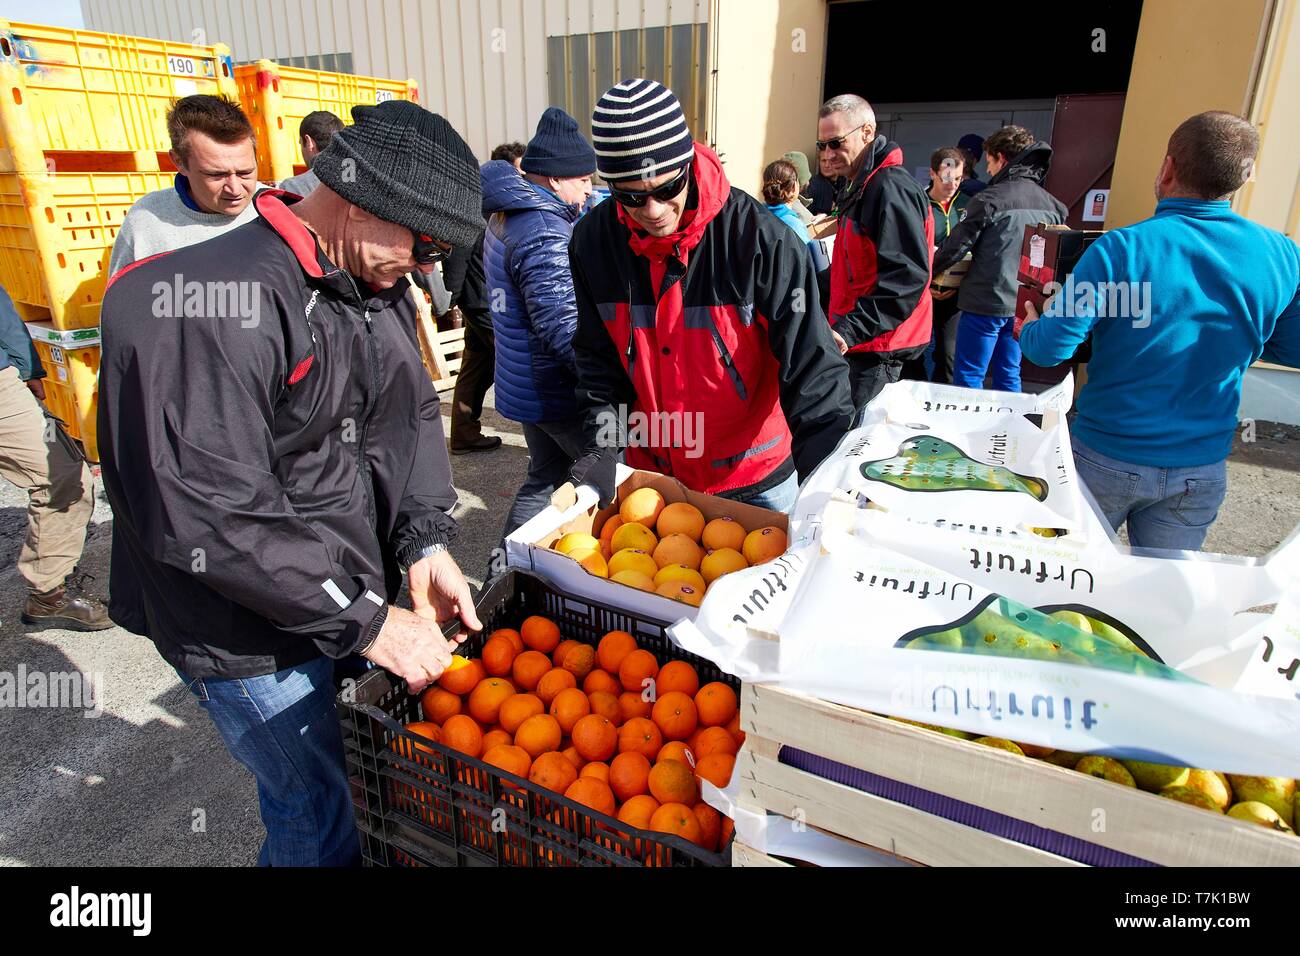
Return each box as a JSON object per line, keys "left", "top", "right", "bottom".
{"left": 708, "top": 317, "right": 748, "bottom": 402}
{"left": 343, "top": 273, "right": 379, "bottom": 531}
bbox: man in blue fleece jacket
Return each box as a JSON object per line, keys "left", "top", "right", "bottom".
{"left": 1020, "top": 111, "right": 1300, "bottom": 551}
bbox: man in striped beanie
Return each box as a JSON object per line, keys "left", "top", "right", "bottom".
{"left": 567, "top": 79, "right": 853, "bottom": 513}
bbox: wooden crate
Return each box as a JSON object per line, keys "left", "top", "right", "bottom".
{"left": 737, "top": 683, "right": 1300, "bottom": 867}
{"left": 730, "top": 840, "right": 793, "bottom": 868}
{"left": 408, "top": 278, "right": 464, "bottom": 392}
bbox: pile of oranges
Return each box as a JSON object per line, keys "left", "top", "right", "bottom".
{"left": 400, "top": 614, "right": 744, "bottom": 855}
{"left": 551, "top": 487, "right": 789, "bottom": 607}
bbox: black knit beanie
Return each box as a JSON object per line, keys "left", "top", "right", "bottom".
{"left": 312, "top": 100, "right": 485, "bottom": 249}
{"left": 591, "top": 79, "right": 695, "bottom": 182}
{"left": 521, "top": 107, "right": 596, "bottom": 178}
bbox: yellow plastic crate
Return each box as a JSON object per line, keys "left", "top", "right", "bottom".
{"left": 0, "top": 19, "right": 236, "bottom": 172}
{"left": 0, "top": 168, "right": 170, "bottom": 329}
{"left": 27, "top": 322, "right": 100, "bottom": 460}
{"left": 235, "top": 60, "right": 418, "bottom": 183}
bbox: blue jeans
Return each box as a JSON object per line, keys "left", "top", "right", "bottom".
{"left": 177, "top": 655, "right": 361, "bottom": 867}
{"left": 951, "top": 311, "right": 1021, "bottom": 392}
{"left": 1073, "top": 438, "right": 1228, "bottom": 552}
{"left": 719, "top": 470, "right": 800, "bottom": 514}
{"left": 503, "top": 417, "right": 588, "bottom": 540}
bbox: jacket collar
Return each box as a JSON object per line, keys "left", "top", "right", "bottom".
{"left": 838, "top": 136, "right": 904, "bottom": 208}
{"left": 1154, "top": 197, "right": 1234, "bottom": 219}
{"left": 988, "top": 141, "right": 1054, "bottom": 187}
{"left": 615, "top": 142, "right": 729, "bottom": 262}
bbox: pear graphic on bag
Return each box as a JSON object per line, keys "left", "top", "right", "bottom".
{"left": 861, "top": 437, "right": 1048, "bottom": 501}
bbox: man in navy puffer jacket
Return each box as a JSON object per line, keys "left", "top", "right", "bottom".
{"left": 484, "top": 108, "right": 596, "bottom": 537}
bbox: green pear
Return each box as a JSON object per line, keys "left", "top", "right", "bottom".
{"left": 1042, "top": 750, "right": 1087, "bottom": 768}
{"left": 1227, "top": 801, "right": 1295, "bottom": 834}
{"left": 1227, "top": 776, "right": 1295, "bottom": 827}
{"left": 1049, "top": 610, "right": 1092, "bottom": 633}
{"left": 973, "top": 737, "right": 1025, "bottom": 756}
{"left": 1075, "top": 756, "right": 1137, "bottom": 787}
{"left": 1015, "top": 742, "right": 1056, "bottom": 758}
{"left": 1121, "top": 760, "right": 1191, "bottom": 793}
{"left": 1085, "top": 616, "right": 1148, "bottom": 657}
{"left": 1160, "top": 786, "right": 1224, "bottom": 813}
{"left": 1183, "top": 770, "right": 1233, "bottom": 811}
{"left": 891, "top": 717, "right": 974, "bottom": 740}
{"left": 906, "top": 627, "right": 963, "bottom": 650}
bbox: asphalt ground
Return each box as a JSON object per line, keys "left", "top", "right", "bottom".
{"left": 1, "top": 396, "right": 1298, "bottom": 866}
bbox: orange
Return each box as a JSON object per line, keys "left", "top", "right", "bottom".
{"left": 561, "top": 745, "right": 585, "bottom": 771}
{"left": 700, "top": 547, "right": 747, "bottom": 584}
{"left": 393, "top": 721, "right": 441, "bottom": 757}
{"left": 438, "top": 657, "right": 484, "bottom": 696}
{"left": 618, "top": 691, "right": 653, "bottom": 723}
{"left": 657, "top": 501, "right": 706, "bottom": 541}
{"left": 618, "top": 717, "right": 664, "bottom": 761}
{"left": 652, "top": 534, "right": 704, "bottom": 571}
{"left": 656, "top": 660, "right": 700, "bottom": 697}
{"left": 695, "top": 682, "right": 738, "bottom": 727}
{"left": 617, "top": 794, "right": 661, "bottom": 831}
{"left": 694, "top": 753, "right": 735, "bottom": 789}
{"left": 583, "top": 669, "right": 622, "bottom": 696}
{"left": 579, "top": 761, "right": 611, "bottom": 784}
{"left": 511, "top": 650, "right": 552, "bottom": 691}
{"left": 649, "top": 758, "right": 698, "bottom": 805}
{"left": 597, "top": 630, "right": 638, "bottom": 673}
{"left": 608, "top": 548, "right": 659, "bottom": 579}
{"left": 620, "top": 487, "right": 666, "bottom": 528}
{"left": 520, "top": 615, "right": 562, "bottom": 653}
{"left": 609, "top": 751, "right": 652, "bottom": 802}
{"left": 482, "top": 728, "right": 512, "bottom": 752}
{"left": 482, "top": 634, "right": 518, "bottom": 677}
{"left": 693, "top": 802, "right": 722, "bottom": 852}
{"left": 610, "top": 570, "right": 656, "bottom": 592}
{"left": 515, "top": 714, "right": 563, "bottom": 759}
{"left": 552, "top": 639, "right": 582, "bottom": 668}
{"left": 482, "top": 744, "right": 531, "bottom": 786}
{"left": 569, "top": 548, "right": 608, "bottom": 578}
{"left": 598, "top": 514, "right": 625, "bottom": 549}
{"left": 440, "top": 715, "right": 483, "bottom": 758}
{"left": 599, "top": 542, "right": 613, "bottom": 563}
{"left": 571, "top": 714, "right": 618, "bottom": 762}
{"left": 719, "top": 815, "right": 735, "bottom": 850}
{"left": 653, "top": 563, "right": 707, "bottom": 590}
{"left": 656, "top": 741, "right": 696, "bottom": 768}
{"left": 554, "top": 531, "right": 600, "bottom": 555}
{"left": 467, "top": 678, "right": 515, "bottom": 726}
{"left": 652, "top": 691, "right": 699, "bottom": 741}
{"left": 559, "top": 643, "right": 597, "bottom": 681}
{"left": 742, "top": 526, "right": 788, "bottom": 565}
{"left": 549, "top": 687, "right": 591, "bottom": 734}
{"left": 535, "top": 667, "right": 578, "bottom": 706}
{"left": 587, "top": 690, "right": 621, "bottom": 724}
{"left": 694, "top": 726, "right": 739, "bottom": 760}
{"left": 725, "top": 711, "right": 745, "bottom": 746}
{"left": 498, "top": 693, "right": 545, "bottom": 734}
{"left": 419, "top": 686, "right": 462, "bottom": 725}
{"left": 492, "top": 628, "right": 525, "bottom": 655}
{"left": 702, "top": 516, "right": 747, "bottom": 553}
{"left": 619, "top": 648, "right": 660, "bottom": 693}
{"left": 686, "top": 727, "right": 704, "bottom": 754}
{"left": 564, "top": 777, "right": 617, "bottom": 817}
{"left": 529, "top": 751, "right": 578, "bottom": 793}
{"left": 655, "top": 580, "right": 704, "bottom": 607}
{"left": 610, "top": 522, "right": 658, "bottom": 555}
{"left": 649, "top": 802, "right": 703, "bottom": 846}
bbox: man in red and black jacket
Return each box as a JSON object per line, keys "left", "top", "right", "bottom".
{"left": 818, "top": 94, "right": 935, "bottom": 410}
{"left": 566, "top": 80, "right": 853, "bottom": 513}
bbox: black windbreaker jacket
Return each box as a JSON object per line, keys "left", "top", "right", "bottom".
{"left": 98, "top": 190, "right": 459, "bottom": 679}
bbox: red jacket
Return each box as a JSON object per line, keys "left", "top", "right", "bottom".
{"left": 570, "top": 144, "right": 853, "bottom": 497}
{"left": 829, "top": 137, "right": 935, "bottom": 355}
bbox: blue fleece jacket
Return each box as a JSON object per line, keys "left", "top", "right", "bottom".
{"left": 1020, "top": 198, "right": 1300, "bottom": 467}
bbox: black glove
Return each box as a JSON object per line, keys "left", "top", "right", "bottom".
{"left": 568, "top": 452, "right": 618, "bottom": 509}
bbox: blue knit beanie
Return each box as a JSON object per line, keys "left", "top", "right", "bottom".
{"left": 521, "top": 107, "right": 597, "bottom": 178}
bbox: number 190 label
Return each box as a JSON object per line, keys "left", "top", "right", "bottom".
{"left": 168, "top": 56, "right": 198, "bottom": 76}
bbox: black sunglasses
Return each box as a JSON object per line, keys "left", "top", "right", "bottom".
{"left": 608, "top": 163, "right": 692, "bottom": 208}
{"left": 816, "top": 124, "right": 867, "bottom": 152}
{"left": 412, "top": 232, "right": 452, "bottom": 265}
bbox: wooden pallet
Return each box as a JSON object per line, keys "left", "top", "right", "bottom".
{"left": 738, "top": 683, "right": 1300, "bottom": 867}
{"left": 409, "top": 278, "right": 465, "bottom": 392}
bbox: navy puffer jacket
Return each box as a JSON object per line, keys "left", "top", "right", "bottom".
{"left": 481, "top": 160, "right": 582, "bottom": 424}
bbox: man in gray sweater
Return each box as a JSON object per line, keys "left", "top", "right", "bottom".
{"left": 108, "top": 95, "right": 263, "bottom": 276}
{"left": 278, "top": 110, "right": 344, "bottom": 196}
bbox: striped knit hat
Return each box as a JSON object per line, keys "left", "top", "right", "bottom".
{"left": 591, "top": 79, "right": 695, "bottom": 183}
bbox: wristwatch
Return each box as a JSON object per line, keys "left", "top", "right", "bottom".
{"left": 401, "top": 541, "right": 448, "bottom": 572}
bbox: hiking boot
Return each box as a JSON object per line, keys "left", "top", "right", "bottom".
{"left": 450, "top": 435, "right": 502, "bottom": 455}
{"left": 22, "top": 570, "right": 114, "bottom": 632}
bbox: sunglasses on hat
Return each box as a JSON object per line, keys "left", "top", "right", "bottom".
{"left": 816, "top": 124, "right": 867, "bottom": 152}
{"left": 411, "top": 232, "right": 452, "bottom": 265}
{"left": 608, "top": 162, "right": 692, "bottom": 208}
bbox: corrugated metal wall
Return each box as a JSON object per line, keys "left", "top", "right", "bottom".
{"left": 79, "top": 0, "right": 709, "bottom": 163}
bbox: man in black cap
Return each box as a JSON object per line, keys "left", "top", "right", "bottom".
{"left": 98, "top": 101, "right": 484, "bottom": 866}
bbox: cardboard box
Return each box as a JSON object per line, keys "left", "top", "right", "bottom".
{"left": 506, "top": 466, "right": 788, "bottom": 624}
{"left": 806, "top": 215, "right": 838, "bottom": 241}
{"left": 1016, "top": 223, "right": 1102, "bottom": 292}
{"left": 737, "top": 683, "right": 1300, "bottom": 867}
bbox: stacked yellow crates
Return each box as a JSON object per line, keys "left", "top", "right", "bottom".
{"left": 0, "top": 19, "right": 237, "bottom": 459}
{"left": 235, "top": 59, "right": 418, "bottom": 183}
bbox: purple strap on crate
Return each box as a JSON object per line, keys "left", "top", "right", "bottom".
{"left": 778, "top": 746, "right": 1156, "bottom": 867}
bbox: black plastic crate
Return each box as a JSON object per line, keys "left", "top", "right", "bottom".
{"left": 337, "top": 569, "right": 738, "bottom": 867}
